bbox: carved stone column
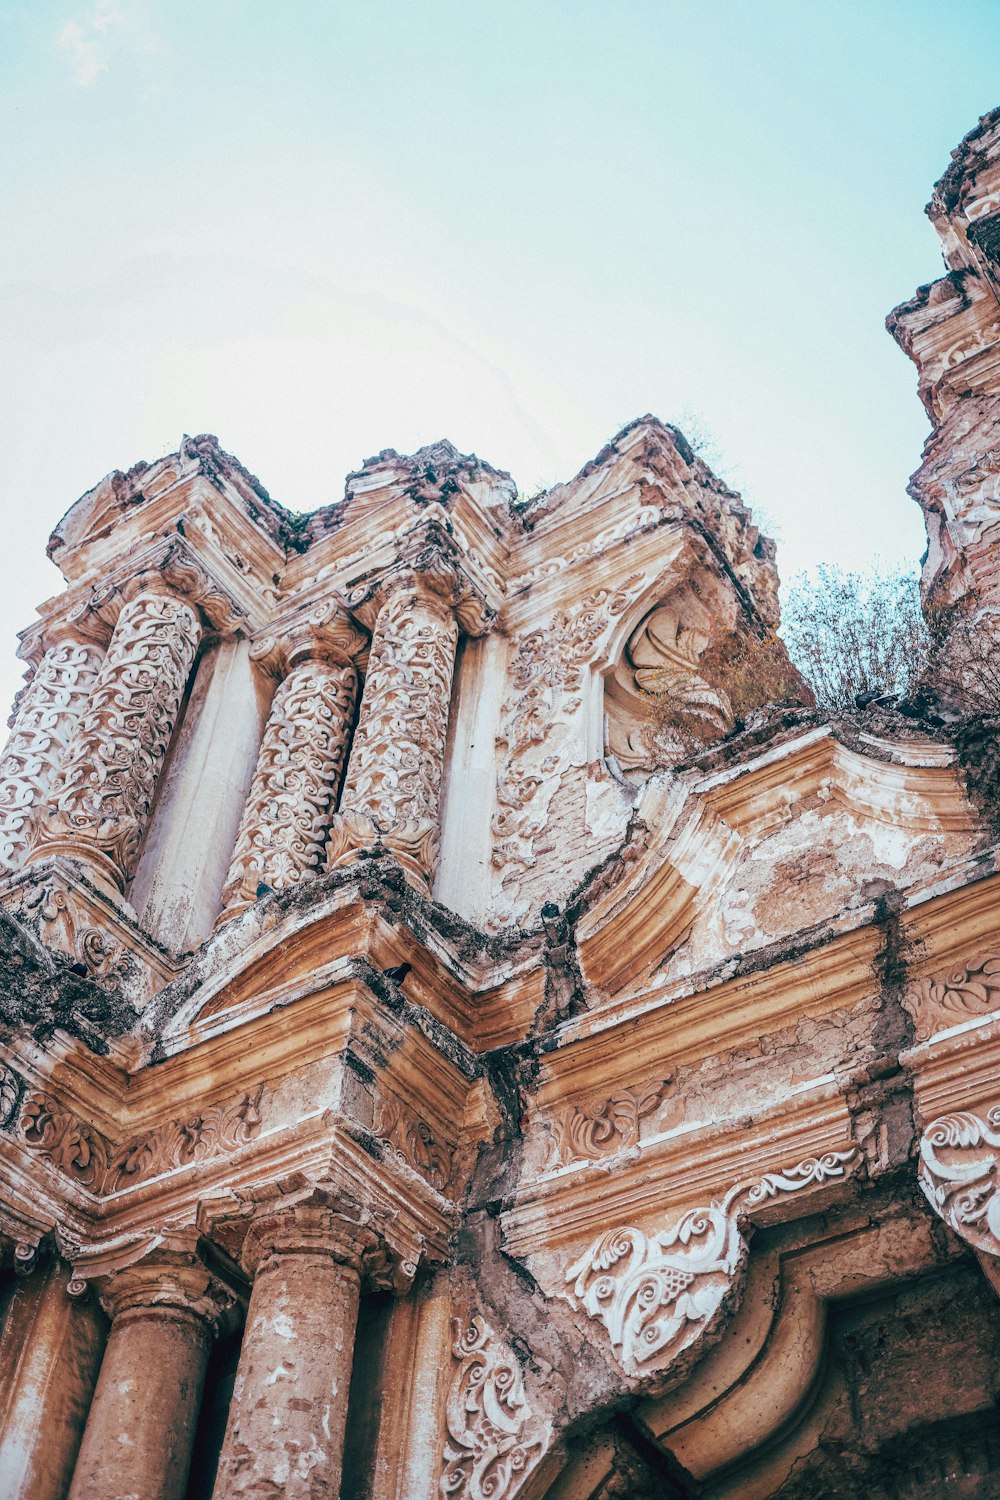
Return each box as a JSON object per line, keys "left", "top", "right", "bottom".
{"left": 0, "top": 1259, "right": 106, "bottom": 1500}
{"left": 27, "top": 585, "right": 201, "bottom": 898}
{"left": 212, "top": 1204, "right": 380, "bottom": 1500}
{"left": 326, "top": 571, "right": 460, "bottom": 888}
{"left": 67, "top": 1250, "right": 235, "bottom": 1500}
{"left": 0, "top": 636, "right": 104, "bottom": 876}
{"left": 219, "top": 611, "right": 366, "bottom": 920}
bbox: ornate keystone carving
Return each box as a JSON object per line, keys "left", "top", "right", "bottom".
{"left": 29, "top": 588, "right": 201, "bottom": 891}
{"left": 919, "top": 1107, "right": 1000, "bottom": 1256}
{"left": 328, "top": 569, "right": 460, "bottom": 886}
{"left": 441, "top": 1313, "right": 550, "bottom": 1499}
{"left": 744, "top": 1148, "right": 860, "bottom": 1207}
{"left": 0, "top": 640, "right": 105, "bottom": 874}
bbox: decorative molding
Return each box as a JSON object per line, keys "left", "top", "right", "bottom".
{"left": 11, "top": 877, "right": 124, "bottom": 978}
{"left": 563, "top": 1199, "right": 744, "bottom": 1374}
{"left": 17, "top": 1084, "right": 264, "bottom": 1195}
{"left": 743, "top": 1148, "right": 860, "bottom": 1207}
{"left": 373, "top": 1094, "right": 453, "bottom": 1192}
{"left": 905, "top": 955, "right": 1000, "bottom": 1042}
{"left": 548, "top": 1078, "right": 670, "bottom": 1165}
{"left": 919, "top": 1107, "right": 1000, "bottom": 1256}
{"left": 441, "top": 1313, "right": 549, "bottom": 1499}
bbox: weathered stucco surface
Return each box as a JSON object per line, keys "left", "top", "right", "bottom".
{"left": 1, "top": 109, "right": 1000, "bottom": 1500}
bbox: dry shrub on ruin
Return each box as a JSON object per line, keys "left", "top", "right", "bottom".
{"left": 929, "top": 605, "right": 1000, "bottom": 715}
{"left": 648, "top": 628, "right": 806, "bottom": 760}
{"left": 781, "top": 564, "right": 930, "bottom": 714}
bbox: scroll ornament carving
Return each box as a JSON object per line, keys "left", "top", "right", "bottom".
{"left": 221, "top": 657, "right": 357, "bottom": 909}
{"left": 0, "top": 641, "right": 104, "bottom": 872}
{"left": 374, "top": 1094, "right": 453, "bottom": 1192}
{"left": 12, "top": 878, "right": 124, "bottom": 977}
{"left": 33, "top": 591, "right": 200, "bottom": 887}
{"left": 549, "top": 1079, "right": 670, "bottom": 1165}
{"left": 919, "top": 1107, "right": 1000, "bottom": 1256}
{"left": 18, "top": 1084, "right": 264, "bottom": 1194}
{"left": 562, "top": 1147, "right": 859, "bottom": 1375}
{"left": 905, "top": 954, "right": 1000, "bottom": 1042}
{"left": 329, "top": 578, "right": 459, "bottom": 881}
{"left": 491, "top": 578, "right": 643, "bottom": 921}
{"left": 441, "top": 1313, "right": 549, "bottom": 1499}
{"left": 564, "top": 1202, "right": 744, "bottom": 1374}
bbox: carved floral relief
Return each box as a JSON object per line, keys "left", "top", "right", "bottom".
{"left": 919, "top": 1107, "right": 1000, "bottom": 1257}
{"left": 0, "top": 641, "right": 104, "bottom": 873}
{"left": 221, "top": 656, "right": 357, "bottom": 910}
{"left": 547, "top": 1078, "right": 671, "bottom": 1166}
{"left": 905, "top": 954, "right": 1000, "bottom": 1042}
{"left": 17, "top": 1084, "right": 264, "bottom": 1195}
{"left": 32, "top": 590, "right": 201, "bottom": 886}
{"left": 441, "top": 1313, "right": 550, "bottom": 1499}
{"left": 373, "top": 1093, "right": 453, "bottom": 1192}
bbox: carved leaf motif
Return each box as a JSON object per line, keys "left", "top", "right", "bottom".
{"left": 743, "top": 1148, "right": 859, "bottom": 1206}
{"left": 551, "top": 1079, "right": 670, "bottom": 1165}
{"left": 18, "top": 1085, "right": 264, "bottom": 1195}
{"left": 441, "top": 1313, "right": 549, "bottom": 1499}
{"left": 905, "top": 955, "right": 1000, "bottom": 1042}
{"left": 222, "top": 658, "right": 357, "bottom": 908}
{"left": 0, "top": 641, "right": 103, "bottom": 872}
{"left": 563, "top": 1201, "right": 744, "bottom": 1373}
{"left": 374, "top": 1095, "right": 453, "bottom": 1192}
{"left": 919, "top": 1106, "right": 1000, "bottom": 1257}
{"left": 0, "top": 1065, "right": 22, "bottom": 1128}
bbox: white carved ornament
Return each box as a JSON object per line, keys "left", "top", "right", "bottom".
{"left": 919, "top": 1107, "right": 1000, "bottom": 1256}
{"left": 562, "top": 1148, "right": 858, "bottom": 1375}
{"left": 441, "top": 1313, "right": 550, "bottom": 1499}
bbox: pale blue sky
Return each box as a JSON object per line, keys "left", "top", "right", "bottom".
{"left": 2, "top": 1, "right": 999, "bottom": 714}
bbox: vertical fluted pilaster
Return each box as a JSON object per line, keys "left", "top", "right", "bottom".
{"left": 28, "top": 588, "right": 201, "bottom": 896}
{"left": 327, "top": 573, "right": 459, "bottom": 887}
{"left": 0, "top": 640, "right": 104, "bottom": 876}
{"left": 219, "top": 652, "right": 358, "bottom": 918}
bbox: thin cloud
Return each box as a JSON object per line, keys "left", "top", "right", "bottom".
{"left": 57, "top": 2, "right": 140, "bottom": 88}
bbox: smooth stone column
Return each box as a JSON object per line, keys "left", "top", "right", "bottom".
{"left": 27, "top": 585, "right": 201, "bottom": 899}
{"left": 68, "top": 1256, "right": 234, "bottom": 1500}
{"left": 0, "top": 637, "right": 104, "bottom": 876}
{"left": 0, "top": 1260, "right": 106, "bottom": 1500}
{"left": 326, "top": 572, "right": 459, "bottom": 889}
{"left": 212, "top": 1205, "right": 378, "bottom": 1500}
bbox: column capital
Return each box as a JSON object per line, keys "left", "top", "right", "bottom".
{"left": 348, "top": 523, "right": 495, "bottom": 637}
{"left": 226, "top": 1188, "right": 418, "bottom": 1295}
{"left": 117, "top": 536, "right": 250, "bottom": 637}
{"left": 249, "top": 600, "right": 368, "bottom": 680}
{"left": 84, "top": 1239, "right": 239, "bottom": 1336}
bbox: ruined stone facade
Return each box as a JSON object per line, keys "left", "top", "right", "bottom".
{"left": 2, "top": 111, "right": 1000, "bottom": 1500}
